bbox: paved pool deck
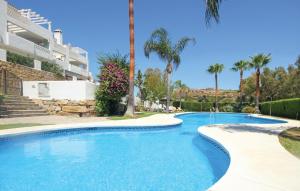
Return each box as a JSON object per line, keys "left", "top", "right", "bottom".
{"left": 0, "top": 113, "right": 300, "bottom": 191}
{"left": 199, "top": 114, "right": 300, "bottom": 191}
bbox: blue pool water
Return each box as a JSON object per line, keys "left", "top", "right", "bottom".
{"left": 0, "top": 113, "right": 285, "bottom": 191}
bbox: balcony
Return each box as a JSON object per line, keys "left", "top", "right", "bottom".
{"left": 69, "top": 64, "right": 88, "bottom": 77}
{"left": 53, "top": 42, "right": 67, "bottom": 55}
{"left": 8, "top": 33, "right": 52, "bottom": 60}
{"left": 69, "top": 49, "right": 88, "bottom": 64}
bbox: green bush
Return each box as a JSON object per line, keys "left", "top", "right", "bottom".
{"left": 41, "top": 61, "right": 64, "bottom": 77}
{"left": 221, "top": 105, "right": 234, "bottom": 112}
{"left": 241, "top": 106, "right": 256, "bottom": 113}
{"left": 173, "top": 101, "right": 213, "bottom": 111}
{"left": 7, "top": 51, "right": 34, "bottom": 67}
{"left": 261, "top": 98, "right": 300, "bottom": 120}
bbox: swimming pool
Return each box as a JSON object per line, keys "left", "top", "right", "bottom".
{"left": 0, "top": 113, "right": 286, "bottom": 191}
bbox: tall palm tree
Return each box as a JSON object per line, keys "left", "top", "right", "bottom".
{"left": 144, "top": 28, "right": 195, "bottom": 113}
{"left": 207, "top": 63, "right": 224, "bottom": 112}
{"left": 249, "top": 54, "right": 271, "bottom": 113}
{"left": 125, "top": 0, "right": 135, "bottom": 116}
{"left": 231, "top": 60, "right": 250, "bottom": 99}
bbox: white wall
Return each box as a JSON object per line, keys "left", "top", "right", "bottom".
{"left": 23, "top": 81, "right": 97, "bottom": 100}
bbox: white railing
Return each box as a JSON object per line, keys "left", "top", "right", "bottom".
{"left": 69, "top": 50, "right": 87, "bottom": 64}
{"left": 53, "top": 42, "right": 67, "bottom": 55}
{"left": 34, "top": 44, "right": 51, "bottom": 59}
{"left": 55, "top": 59, "right": 68, "bottom": 70}
{"left": 69, "top": 64, "right": 88, "bottom": 76}
{"left": 8, "top": 33, "right": 52, "bottom": 60}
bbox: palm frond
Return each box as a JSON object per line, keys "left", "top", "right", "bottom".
{"left": 205, "top": 0, "right": 222, "bottom": 24}
{"left": 174, "top": 37, "right": 196, "bottom": 54}
{"left": 208, "top": 63, "right": 224, "bottom": 74}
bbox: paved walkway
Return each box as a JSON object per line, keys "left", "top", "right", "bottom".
{"left": 200, "top": 116, "right": 300, "bottom": 191}
{"left": 0, "top": 113, "right": 299, "bottom": 190}
{"left": 0, "top": 115, "right": 109, "bottom": 125}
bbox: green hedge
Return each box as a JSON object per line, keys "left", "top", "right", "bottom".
{"left": 7, "top": 51, "right": 34, "bottom": 67}
{"left": 173, "top": 101, "right": 238, "bottom": 112}
{"left": 41, "top": 61, "right": 64, "bottom": 77}
{"left": 261, "top": 98, "right": 300, "bottom": 120}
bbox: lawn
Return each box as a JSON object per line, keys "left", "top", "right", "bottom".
{"left": 0, "top": 123, "right": 46, "bottom": 130}
{"left": 109, "top": 112, "right": 160, "bottom": 120}
{"left": 279, "top": 127, "right": 300, "bottom": 159}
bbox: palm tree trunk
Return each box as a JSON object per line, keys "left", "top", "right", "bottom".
{"left": 255, "top": 68, "right": 260, "bottom": 113}
{"left": 215, "top": 73, "right": 219, "bottom": 112}
{"left": 240, "top": 69, "right": 243, "bottom": 103}
{"left": 166, "top": 71, "right": 171, "bottom": 113}
{"left": 125, "top": 0, "right": 135, "bottom": 116}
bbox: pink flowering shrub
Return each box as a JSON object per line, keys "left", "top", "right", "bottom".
{"left": 96, "top": 62, "right": 129, "bottom": 116}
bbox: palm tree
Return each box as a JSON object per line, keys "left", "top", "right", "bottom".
{"left": 144, "top": 28, "right": 195, "bottom": 113}
{"left": 249, "top": 54, "right": 271, "bottom": 113}
{"left": 204, "top": 0, "right": 223, "bottom": 24}
{"left": 125, "top": 0, "right": 135, "bottom": 117}
{"left": 231, "top": 60, "right": 250, "bottom": 99}
{"left": 174, "top": 80, "right": 189, "bottom": 108}
{"left": 207, "top": 63, "right": 224, "bottom": 112}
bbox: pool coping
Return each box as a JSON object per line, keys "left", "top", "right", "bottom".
{"left": 0, "top": 114, "right": 183, "bottom": 138}
{"left": 196, "top": 113, "right": 300, "bottom": 191}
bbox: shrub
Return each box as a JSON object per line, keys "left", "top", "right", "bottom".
{"left": 41, "top": 61, "right": 64, "bottom": 77}
{"left": 221, "top": 105, "right": 234, "bottom": 112}
{"left": 173, "top": 101, "right": 213, "bottom": 111}
{"left": 95, "top": 62, "right": 129, "bottom": 116}
{"left": 7, "top": 51, "right": 34, "bottom": 67}
{"left": 260, "top": 98, "right": 300, "bottom": 120}
{"left": 241, "top": 106, "right": 256, "bottom": 113}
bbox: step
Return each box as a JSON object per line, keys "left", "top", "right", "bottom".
{"left": 6, "top": 109, "right": 48, "bottom": 115}
{"left": 6, "top": 113, "right": 49, "bottom": 118}
{"left": 3, "top": 98, "right": 33, "bottom": 102}
{"left": 2, "top": 100, "right": 36, "bottom": 105}
{"left": 2, "top": 105, "right": 43, "bottom": 110}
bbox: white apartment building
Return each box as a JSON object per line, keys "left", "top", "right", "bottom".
{"left": 0, "top": 0, "right": 91, "bottom": 80}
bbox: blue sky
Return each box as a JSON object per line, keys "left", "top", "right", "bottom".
{"left": 9, "top": 0, "right": 300, "bottom": 90}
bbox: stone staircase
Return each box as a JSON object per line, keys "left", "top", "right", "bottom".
{"left": 0, "top": 95, "right": 48, "bottom": 118}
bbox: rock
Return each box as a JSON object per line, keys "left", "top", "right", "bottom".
{"left": 57, "top": 99, "right": 69, "bottom": 105}
{"left": 62, "top": 106, "right": 88, "bottom": 113}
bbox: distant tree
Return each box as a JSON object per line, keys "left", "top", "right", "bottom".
{"left": 144, "top": 28, "right": 195, "bottom": 112}
{"left": 207, "top": 63, "right": 224, "bottom": 112}
{"left": 249, "top": 54, "right": 271, "bottom": 113}
{"left": 143, "top": 68, "right": 167, "bottom": 102}
{"left": 135, "top": 69, "right": 145, "bottom": 102}
{"left": 173, "top": 80, "right": 189, "bottom": 108}
{"left": 231, "top": 60, "right": 250, "bottom": 100}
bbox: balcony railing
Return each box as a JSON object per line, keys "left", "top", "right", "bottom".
{"left": 8, "top": 33, "right": 52, "bottom": 60}
{"left": 8, "top": 33, "right": 34, "bottom": 53}
{"left": 69, "top": 64, "right": 88, "bottom": 76}
{"left": 53, "top": 42, "right": 67, "bottom": 55}
{"left": 69, "top": 50, "right": 87, "bottom": 64}
{"left": 55, "top": 59, "right": 68, "bottom": 70}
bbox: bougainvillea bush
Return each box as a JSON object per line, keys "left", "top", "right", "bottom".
{"left": 96, "top": 53, "right": 129, "bottom": 116}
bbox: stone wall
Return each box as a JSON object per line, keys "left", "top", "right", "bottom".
{"left": 0, "top": 60, "right": 64, "bottom": 81}
{"left": 33, "top": 99, "right": 96, "bottom": 117}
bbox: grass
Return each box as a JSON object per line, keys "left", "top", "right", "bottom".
{"left": 0, "top": 123, "right": 46, "bottom": 130}
{"left": 109, "top": 112, "right": 160, "bottom": 120}
{"left": 278, "top": 127, "right": 300, "bottom": 159}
